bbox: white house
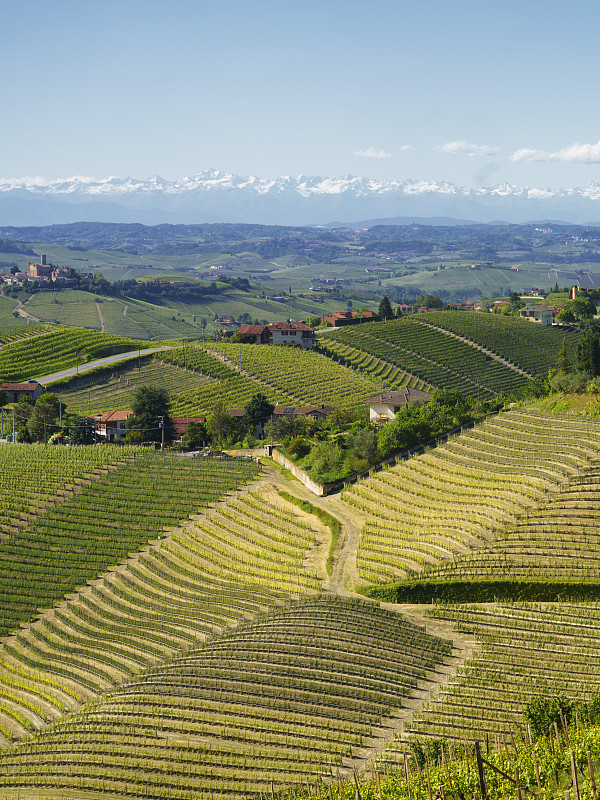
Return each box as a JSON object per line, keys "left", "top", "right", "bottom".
{"left": 519, "top": 305, "right": 554, "bottom": 326}
{"left": 267, "top": 321, "right": 315, "bottom": 350}
{"left": 366, "top": 388, "right": 431, "bottom": 423}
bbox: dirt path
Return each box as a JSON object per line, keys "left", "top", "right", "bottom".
{"left": 14, "top": 298, "right": 41, "bottom": 323}
{"left": 271, "top": 464, "right": 481, "bottom": 769}
{"left": 95, "top": 301, "right": 105, "bottom": 332}
{"left": 418, "top": 320, "right": 533, "bottom": 379}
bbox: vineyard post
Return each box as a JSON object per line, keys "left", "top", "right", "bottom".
{"left": 474, "top": 741, "right": 487, "bottom": 800}
{"left": 587, "top": 752, "right": 597, "bottom": 800}
{"left": 571, "top": 752, "right": 580, "bottom": 800}
{"left": 515, "top": 766, "right": 522, "bottom": 800}
{"left": 532, "top": 750, "right": 541, "bottom": 792}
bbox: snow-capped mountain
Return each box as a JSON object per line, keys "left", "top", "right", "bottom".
{"left": 1, "top": 170, "right": 600, "bottom": 226}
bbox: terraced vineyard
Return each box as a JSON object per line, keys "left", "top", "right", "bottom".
{"left": 0, "top": 328, "right": 149, "bottom": 382}
{"left": 425, "top": 465, "right": 600, "bottom": 582}
{"left": 161, "top": 345, "right": 297, "bottom": 413}
{"left": 0, "top": 451, "right": 259, "bottom": 638}
{"left": 318, "top": 338, "right": 430, "bottom": 392}
{"left": 420, "top": 310, "right": 580, "bottom": 378}
{"left": 0, "top": 597, "right": 450, "bottom": 797}
{"left": 342, "top": 410, "right": 600, "bottom": 584}
{"left": 0, "top": 443, "right": 138, "bottom": 537}
{"left": 326, "top": 317, "right": 544, "bottom": 396}
{"left": 52, "top": 355, "right": 216, "bottom": 415}
{"left": 206, "top": 341, "right": 382, "bottom": 409}
{"left": 406, "top": 602, "right": 600, "bottom": 742}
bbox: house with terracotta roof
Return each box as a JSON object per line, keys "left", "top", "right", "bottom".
{"left": 237, "top": 324, "right": 270, "bottom": 344}
{"left": 273, "top": 405, "right": 334, "bottom": 421}
{"left": 267, "top": 321, "right": 315, "bottom": 350}
{"left": 519, "top": 305, "right": 554, "bottom": 326}
{"left": 91, "top": 409, "right": 134, "bottom": 441}
{"left": 171, "top": 416, "right": 206, "bottom": 438}
{"left": 365, "top": 388, "right": 431, "bottom": 423}
{"left": 0, "top": 381, "right": 44, "bottom": 403}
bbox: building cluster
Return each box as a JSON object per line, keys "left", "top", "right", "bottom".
{"left": 0, "top": 255, "right": 92, "bottom": 287}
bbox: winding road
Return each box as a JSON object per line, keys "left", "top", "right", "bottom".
{"left": 34, "top": 347, "right": 174, "bottom": 385}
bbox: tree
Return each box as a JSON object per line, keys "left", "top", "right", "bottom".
{"left": 415, "top": 294, "right": 443, "bottom": 309}
{"left": 577, "top": 328, "right": 600, "bottom": 376}
{"left": 207, "top": 401, "right": 240, "bottom": 449}
{"left": 126, "top": 386, "right": 173, "bottom": 443}
{"left": 378, "top": 295, "right": 394, "bottom": 320}
{"left": 182, "top": 420, "right": 209, "bottom": 451}
{"left": 70, "top": 416, "right": 95, "bottom": 445}
{"left": 29, "top": 393, "right": 62, "bottom": 442}
{"left": 244, "top": 393, "right": 275, "bottom": 433}
{"left": 557, "top": 308, "right": 576, "bottom": 324}
{"left": 571, "top": 294, "right": 597, "bottom": 320}
{"left": 557, "top": 337, "right": 571, "bottom": 374}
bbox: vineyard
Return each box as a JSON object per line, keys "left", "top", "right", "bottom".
{"left": 324, "top": 314, "right": 575, "bottom": 396}
{"left": 418, "top": 311, "right": 581, "bottom": 378}
{"left": 0, "top": 597, "right": 450, "bottom": 798}
{"left": 19, "top": 291, "right": 203, "bottom": 340}
{"left": 0, "top": 328, "right": 149, "bottom": 382}
{"left": 1, "top": 382, "right": 600, "bottom": 796}
{"left": 407, "top": 602, "right": 600, "bottom": 742}
{"left": 317, "top": 338, "right": 430, "bottom": 393}
{"left": 206, "top": 341, "right": 382, "bottom": 409}
{"left": 52, "top": 355, "right": 216, "bottom": 415}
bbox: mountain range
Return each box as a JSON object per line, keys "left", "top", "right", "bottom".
{"left": 2, "top": 170, "right": 600, "bottom": 226}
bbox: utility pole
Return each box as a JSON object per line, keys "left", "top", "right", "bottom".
{"left": 12, "top": 410, "right": 15, "bottom": 443}
{"left": 59, "top": 400, "right": 62, "bottom": 427}
{"left": 159, "top": 416, "right": 164, "bottom": 452}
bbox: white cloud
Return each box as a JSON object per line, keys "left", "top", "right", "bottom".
{"left": 436, "top": 140, "right": 499, "bottom": 157}
{"left": 510, "top": 140, "right": 600, "bottom": 164}
{"left": 549, "top": 140, "right": 600, "bottom": 163}
{"left": 509, "top": 148, "right": 548, "bottom": 162}
{"left": 354, "top": 147, "right": 392, "bottom": 159}
{"left": 398, "top": 144, "right": 416, "bottom": 151}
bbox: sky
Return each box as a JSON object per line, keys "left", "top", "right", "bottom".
{"left": 3, "top": 0, "right": 600, "bottom": 189}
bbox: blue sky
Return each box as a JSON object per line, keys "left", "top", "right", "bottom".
{"left": 3, "top": 0, "right": 600, "bottom": 188}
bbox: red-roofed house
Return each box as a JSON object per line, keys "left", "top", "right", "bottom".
{"left": 267, "top": 321, "right": 315, "bottom": 350}
{"left": 171, "top": 416, "right": 206, "bottom": 437}
{"left": 0, "top": 381, "right": 44, "bottom": 403}
{"left": 91, "top": 409, "right": 134, "bottom": 441}
{"left": 237, "top": 324, "right": 270, "bottom": 344}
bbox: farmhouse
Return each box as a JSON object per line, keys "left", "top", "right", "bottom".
{"left": 321, "top": 310, "right": 379, "bottom": 327}
{"left": 237, "top": 324, "right": 270, "bottom": 344}
{"left": 0, "top": 381, "right": 44, "bottom": 403}
{"left": 92, "top": 409, "right": 133, "bottom": 441}
{"left": 519, "top": 305, "right": 554, "bottom": 326}
{"left": 365, "top": 388, "right": 432, "bottom": 423}
{"left": 268, "top": 321, "right": 315, "bottom": 350}
{"left": 274, "top": 405, "right": 334, "bottom": 421}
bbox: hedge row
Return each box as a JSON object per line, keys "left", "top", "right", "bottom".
{"left": 366, "top": 579, "right": 600, "bottom": 603}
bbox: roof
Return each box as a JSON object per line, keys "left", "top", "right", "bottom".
{"left": 171, "top": 416, "right": 206, "bottom": 434}
{"left": 92, "top": 409, "right": 134, "bottom": 423}
{"left": 0, "top": 381, "right": 42, "bottom": 391}
{"left": 365, "top": 388, "right": 432, "bottom": 406}
{"left": 273, "top": 405, "right": 335, "bottom": 416}
{"left": 237, "top": 324, "right": 268, "bottom": 335}
{"left": 267, "top": 321, "right": 315, "bottom": 332}
{"left": 521, "top": 305, "right": 554, "bottom": 312}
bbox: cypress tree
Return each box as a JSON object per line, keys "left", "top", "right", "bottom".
{"left": 378, "top": 295, "right": 394, "bottom": 320}
{"left": 557, "top": 337, "right": 571, "bottom": 374}
{"left": 577, "top": 328, "right": 600, "bottom": 376}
